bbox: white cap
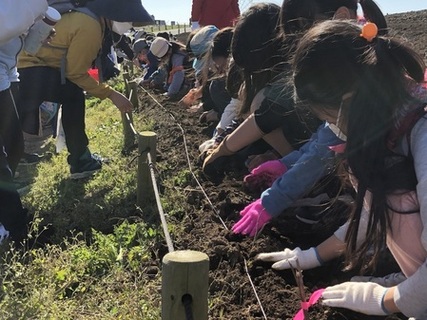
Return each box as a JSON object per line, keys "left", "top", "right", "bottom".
{"left": 150, "top": 37, "right": 171, "bottom": 58}
{"left": 45, "top": 6, "right": 61, "bottom": 23}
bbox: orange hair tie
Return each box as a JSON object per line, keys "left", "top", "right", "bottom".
{"left": 360, "top": 22, "right": 378, "bottom": 42}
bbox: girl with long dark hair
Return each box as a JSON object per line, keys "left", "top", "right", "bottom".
{"left": 258, "top": 20, "right": 427, "bottom": 318}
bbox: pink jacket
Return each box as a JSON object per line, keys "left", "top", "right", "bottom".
{"left": 191, "top": 0, "right": 240, "bottom": 29}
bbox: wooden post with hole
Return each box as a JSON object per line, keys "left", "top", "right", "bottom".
{"left": 162, "top": 250, "right": 209, "bottom": 320}
{"left": 137, "top": 131, "right": 157, "bottom": 207}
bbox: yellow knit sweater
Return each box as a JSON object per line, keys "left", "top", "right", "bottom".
{"left": 18, "top": 11, "right": 113, "bottom": 99}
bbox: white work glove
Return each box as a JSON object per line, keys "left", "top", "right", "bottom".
{"left": 322, "top": 282, "right": 389, "bottom": 315}
{"left": 351, "top": 272, "right": 406, "bottom": 287}
{"left": 191, "top": 21, "right": 200, "bottom": 30}
{"left": 256, "top": 247, "right": 322, "bottom": 270}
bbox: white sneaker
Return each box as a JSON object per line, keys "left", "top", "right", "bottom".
{"left": 0, "top": 223, "right": 10, "bottom": 244}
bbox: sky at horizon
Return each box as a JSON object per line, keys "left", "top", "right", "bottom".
{"left": 143, "top": 0, "right": 426, "bottom": 24}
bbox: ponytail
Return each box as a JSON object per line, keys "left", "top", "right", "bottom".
{"left": 386, "top": 38, "right": 426, "bottom": 82}
{"left": 359, "top": 0, "right": 388, "bottom": 35}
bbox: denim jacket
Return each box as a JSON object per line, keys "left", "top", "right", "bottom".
{"left": 261, "top": 123, "right": 342, "bottom": 217}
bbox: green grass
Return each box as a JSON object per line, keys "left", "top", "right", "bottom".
{"left": 0, "top": 83, "right": 162, "bottom": 319}
{"left": 0, "top": 224, "right": 161, "bottom": 319}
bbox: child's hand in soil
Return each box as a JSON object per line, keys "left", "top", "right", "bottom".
{"left": 256, "top": 247, "right": 322, "bottom": 270}
{"left": 243, "top": 160, "right": 287, "bottom": 194}
{"left": 322, "top": 282, "right": 390, "bottom": 315}
{"left": 231, "top": 199, "right": 272, "bottom": 237}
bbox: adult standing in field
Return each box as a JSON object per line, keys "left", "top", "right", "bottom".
{"left": 0, "top": 0, "right": 48, "bottom": 244}
{"left": 17, "top": 0, "right": 153, "bottom": 179}
{"left": 191, "top": 0, "right": 240, "bottom": 30}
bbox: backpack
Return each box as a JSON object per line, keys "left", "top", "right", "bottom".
{"left": 387, "top": 103, "right": 427, "bottom": 154}
{"left": 47, "top": 0, "right": 120, "bottom": 82}
{"left": 93, "top": 27, "right": 121, "bottom": 82}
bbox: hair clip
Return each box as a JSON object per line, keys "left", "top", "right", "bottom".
{"left": 360, "top": 22, "right": 378, "bottom": 42}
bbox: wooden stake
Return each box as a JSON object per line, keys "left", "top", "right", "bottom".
{"left": 162, "top": 250, "right": 209, "bottom": 320}
{"left": 121, "top": 112, "right": 136, "bottom": 154}
{"left": 137, "top": 131, "right": 156, "bottom": 207}
{"left": 122, "top": 72, "right": 130, "bottom": 96}
{"left": 128, "top": 80, "right": 139, "bottom": 111}
{"left": 288, "top": 259, "right": 309, "bottom": 319}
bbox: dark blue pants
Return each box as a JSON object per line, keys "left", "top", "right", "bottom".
{"left": 17, "top": 67, "right": 88, "bottom": 166}
{"left": 209, "top": 77, "right": 231, "bottom": 117}
{"left": 201, "top": 77, "right": 231, "bottom": 117}
{"left": 0, "top": 83, "right": 27, "bottom": 240}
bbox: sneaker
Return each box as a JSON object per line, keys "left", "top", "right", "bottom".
{"left": 19, "top": 152, "right": 44, "bottom": 165}
{"left": 70, "top": 153, "right": 102, "bottom": 179}
{"left": 0, "top": 223, "right": 10, "bottom": 245}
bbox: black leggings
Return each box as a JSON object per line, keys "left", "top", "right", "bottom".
{"left": 0, "top": 83, "right": 26, "bottom": 236}
{"left": 0, "top": 83, "right": 23, "bottom": 174}
{"left": 17, "top": 66, "right": 88, "bottom": 166}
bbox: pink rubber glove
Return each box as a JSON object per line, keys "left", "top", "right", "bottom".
{"left": 231, "top": 199, "right": 272, "bottom": 237}
{"left": 243, "top": 160, "right": 287, "bottom": 194}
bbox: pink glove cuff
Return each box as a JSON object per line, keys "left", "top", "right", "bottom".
{"left": 251, "top": 160, "right": 287, "bottom": 176}
{"left": 243, "top": 160, "right": 287, "bottom": 194}
{"left": 329, "top": 143, "right": 346, "bottom": 154}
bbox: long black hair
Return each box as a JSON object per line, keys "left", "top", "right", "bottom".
{"left": 231, "top": 3, "right": 283, "bottom": 116}
{"left": 293, "top": 20, "right": 425, "bottom": 270}
{"left": 280, "top": 0, "right": 387, "bottom": 58}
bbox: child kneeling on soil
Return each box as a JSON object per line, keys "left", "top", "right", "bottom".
{"left": 189, "top": 26, "right": 233, "bottom": 125}
{"left": 257, "top": 20, "right": 427, "bottom": 319}
{"left": 148, "top": 37, "right": 191, "bottom": 101}
{"left": 132, "top": 38, "right": 161, "bottom": 85}
{"left": 202, "top": 0, "right": 388, "bottom": 176}
{"left": 222, "top": 0, "right": 388, "bottom": 236}
{"left": 199, "top": 61, "right": 243, "bottom": 156}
